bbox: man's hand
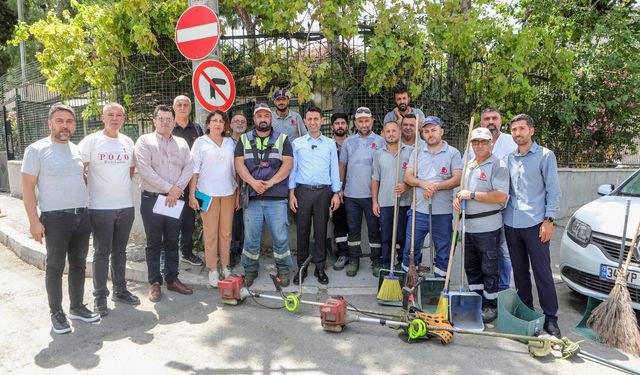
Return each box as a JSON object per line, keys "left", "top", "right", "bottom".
{"left": 168, "top": 185, "right": 183, "bottom": 200}
{"left": 394, "top": 183, "right": 408, "bottom": 194}
{"left": 250, "top": 179, "right": 267, "bottom": 195}
{"left": 393, "top": 107, "right": 401, "bottom": 119}
{"left": 30, "top": 221, "right": 45, "bottom": 244}
{"left": 457, "top": 189, "right": 472, "bottom": 201}
{"left": 165, "top": 194, "right": 178, "bottom": 208}
{"left": 539, "top": 220, "right": 554, "bottom": 243}
{"left": 331, "top": 194, "right": 341, "bottom": 212}
{"left": 338, "top": 190, "right": 344, "bottom": 203}
{"left": 453, "top": 196, "right": 462, "bottom": 211}
{"left": 263, "top": 180, "right": 274, "bottom": 190}
{"left": 289, "top": 191, "right": 298, "bottom": 213}
{"left": 372, "top": 201, "right": 381, "bottom": 217}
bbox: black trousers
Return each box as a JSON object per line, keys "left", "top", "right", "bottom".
{"left": 331, "top": 202, "right": 348, "bottom": 257}
{"left": 504, "top": 223, "right": 559, "bottom": 322}
{"left": 464, "top": 229, "right": 501, "bottom": 307}
{"left": 140, "top": 192, "right": 181, "bottom": 284}
{"left": 295, "top": 185, "right": 332, "bottom": 269}
{"left": 179, "top": 185, "right": 196, "bottom": 257}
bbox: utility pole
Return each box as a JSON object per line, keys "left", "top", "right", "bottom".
{"left": 17, "top": 0, "right": 26, "bottom": 82}
{"left": 187, "top": 0, "right": 220, "bottom": 126}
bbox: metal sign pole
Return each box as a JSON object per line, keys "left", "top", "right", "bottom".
{"left": 188, "top": 0, "right": 220, "bottom": 126}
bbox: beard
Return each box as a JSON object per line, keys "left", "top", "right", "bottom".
{"left": 333, "top": 128, "right": 347, "bottom": 136}
{"left": 51, "top": 129, "right": 72, "bottom": 141}
{"left": 486, "top": 124, "right": 499, "bottom": 136}
{"left": 256, "top": 121, "right": 271, "bottom": 131}
{"left": 275, "top": 103, "right": 288, "bottom": 111}
{"left": 398, "top": 103, "right": 408, "bottom": 111}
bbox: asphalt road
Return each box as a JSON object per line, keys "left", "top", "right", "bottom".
{"left": 2, "top": 241, "right": 640, "bottom": 374}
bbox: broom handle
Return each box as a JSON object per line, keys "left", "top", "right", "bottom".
{"left": 617, "top": 199, "right": 631, "bottom": 268}
{"left": 409, "top": 116, "right": 421, "bottom": 266}
{"left": 621, "top": 220, "right": 640, "bottom": 273}
{"left": 389, "top": 143, "right": 402, "bottom": 271}
{"left": 442, "top": 116, "right": 475, "bottom": 290}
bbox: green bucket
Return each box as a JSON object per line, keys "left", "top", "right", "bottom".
{"left": 497, "top": 289, "right": 545, "bottom": 340}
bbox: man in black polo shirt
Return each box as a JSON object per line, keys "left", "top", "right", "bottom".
{"left": 172, "top": 95, "right": 204, "bottom": 266}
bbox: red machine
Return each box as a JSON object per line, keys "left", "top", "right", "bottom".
{"left": 218, "top": 275, "right": 245, "bottom": 305}
{"left": 320, "top": 296, "right": 348, "bottom": 332}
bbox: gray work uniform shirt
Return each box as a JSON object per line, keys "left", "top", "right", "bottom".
{"left": 504, "top": 142, "right": 561, "bottom": 228}
{"left": 340, "top": 132, "right": 384, "bottom": 199}
{"left": 272, "top": 110, "right": 307, "bottom": 140}
{"left": 463, "top": 154, "right": 510, "bottom": 233}
{"left": 372, "top": 144, "right": 413, "bottom": 207}
{"left": 21, "top": 137, "right": 88, "bottom": 212}
{"left": 408, "top": 141, "right": 463, "bottom": 215}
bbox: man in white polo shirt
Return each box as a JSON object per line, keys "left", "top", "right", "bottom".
{"left": 78, "top": 103, "right": 140, "bottom": 316}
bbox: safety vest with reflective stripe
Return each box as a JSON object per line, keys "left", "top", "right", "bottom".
{"left": 240, "top": 129, "right": 289, "bottom": 198}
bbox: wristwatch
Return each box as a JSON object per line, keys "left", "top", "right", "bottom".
{"left": 545, "top": 217, "right": 555, "bottom": 223}
{"left": 470, "top": 191, "right": 476, "bottom": 200}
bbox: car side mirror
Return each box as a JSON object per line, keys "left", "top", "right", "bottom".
{"left": 597, "top": 184, "right": 614, "bottom": 196}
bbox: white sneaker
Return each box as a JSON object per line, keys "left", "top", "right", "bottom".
{"left": 209, "top": 271, "right": 220, "bottom": 288}
{"left": 222, "top": 268, "right": 232, "bottom": 278}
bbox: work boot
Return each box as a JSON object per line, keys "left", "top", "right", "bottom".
{"left": 333, "top": 256, "right": 348, "bottom": 271}
{"left": 94, "top": 296, "right": 109, "bottom": 317}
{"left": 372, "top": 262, "right": 383, "bottom": 277}
{"left": 277, "top": 269, "right": 290, "bottom": 287}
{"left": 244, "top": 272, "right": 258, "bottom": 288}
{"left": 482, "top": 305, "right": 497, "bottom": 323}
{"left": 293, "top": 269, "right": 308, "bottom": 285}
{"left": 544, "top": 320, "right": 561, "bottom": 337}
{"left": 346, "top": 260, "right": 359, "bottom": 277}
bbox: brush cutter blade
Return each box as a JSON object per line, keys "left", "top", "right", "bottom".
{"left": 448, "top": 291, "right": 484, "bottom": 331}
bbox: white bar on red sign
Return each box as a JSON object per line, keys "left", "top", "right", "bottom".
{"left": 176, "top": 23, "right": 219, "bottom": 43}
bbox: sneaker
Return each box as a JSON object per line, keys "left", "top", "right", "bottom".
{"left": 181, "top": 253, "right": 203, "bottom": 266}
{"left": 277, "top": 269, "right": 290, "bottom": 287}
{"left": 51, "top": 310, "right": 72, "bottom": 334}
{"left": 333, "top": 256, "right": 348, "bottom": 271}
{"left": 112, "top": 290, "right": 141, "bottom": 305}
{"left": 209, "top": 270, "right": 220, "bottom": 288}
{"left": 68, "top": 304, "right": 101, "bottom": 323}
{"left": 94, "top": 296, "right": 109, "bottom": 317}
{"left": 482, "top": 305, "right": 497, "bottom": 323}
{"left": 244, "top": 272, "right": 258, "bottom": 288}
{"left": 222, "top": 268, "right": 232, "bottom": 279}
{"left": 346, "top": 260, "right": 359, "bottom": 277}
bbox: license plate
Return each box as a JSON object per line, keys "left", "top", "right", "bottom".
{"left": 599, "top": 264, "right": 640, "bottom": 287}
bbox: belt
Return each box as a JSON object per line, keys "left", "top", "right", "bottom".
{"left": 465, "top": 209, "right": 501, "bottom": 220}
{"left": 297, "top": 184, "right": 330, "bottom": 190}
{"left": 142, "top": 191, "right": 161, "bottom": 197}
{"left": 45, "top": 207, "right": 87, "bottom": 215}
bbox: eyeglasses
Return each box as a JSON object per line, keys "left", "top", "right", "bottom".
{"left": 231, "top": 120, "right": 247, "bottom": 124}
{"left": 156, "top": 117, "right": 174, "bottom": 123}
{"left": 471, "top": 140, "right": 491, "bottom": 145}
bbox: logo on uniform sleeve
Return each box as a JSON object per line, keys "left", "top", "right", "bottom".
{"left": 479, "top": 171, "right": 487, "bottom": 180}
{"left": 290, "top": 119, "right": 296, "bottom": 126}
{"left": 440, "top": 166, "right": 448, "bottom": 174}
{"left": 402, "top": 161, "right": 408, "bottom": 169}
{"left": 371, "top": 143, "right": 377, "bottom": 149}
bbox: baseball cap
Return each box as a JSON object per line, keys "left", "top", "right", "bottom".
{"left": 254, "top": 103, "right": 272, "bottom": 115}
{"left": 273, "top": 89, "right": 289, "bottom": 99}
{"left": 470, "top": 127, "right": 492, "bottom": 141}
{"left": 354, "top": 107, "right": 373, "bottom": 119}
{"left": 422, "top": 116, "right": 443, "bottom": 128}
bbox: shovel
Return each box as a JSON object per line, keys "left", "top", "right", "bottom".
{"left": 417, "top": 198, "right": 445, "bottom": 312}
{"left": 448, "top": 199, "right": 484, "bottom": 331}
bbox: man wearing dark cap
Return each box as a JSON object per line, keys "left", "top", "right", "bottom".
{"left": 235, "top": 103, "right": 294, "bottom": 287}
{"left": 271, "top": 89, "right": 307, "bottom": 140}
{"left": 403, "top": 116, "right": 462, "bottom": 278}
{"left": 454, "top": 127, "right": 509, "bottom": 323}
{"left": 339, "top": 107, "right": 384, "bottom": 277}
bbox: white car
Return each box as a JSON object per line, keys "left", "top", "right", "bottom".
{"left": 559, "top": 169, "right": 640, "bottom": 310}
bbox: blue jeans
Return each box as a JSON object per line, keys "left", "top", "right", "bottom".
{"left": 41, "top": 209, "right": 91, "bottom": 314}
{"left": 380, "top": 205, "right": 408, "bottom": 269}
{"left": 242, "top": 199, "right": 293, "bottom": 274}
{"left": 402, "top": 210, "right": 452, "bottom": 277}
{"left": 498, "top": 227, "right": 512, "bottom": 290}
{"left": 90, "top": 207, "right": 135, "bottom": 297}
{"left": 140, "top": 192, "right": 181, "bottom": 285}
{"left": 344, "top": 197, "right": 381, "bottom": 265}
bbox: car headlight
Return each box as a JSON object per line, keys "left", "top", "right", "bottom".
{"left": 566, "top": 216, "right": 592, "bottom": 248}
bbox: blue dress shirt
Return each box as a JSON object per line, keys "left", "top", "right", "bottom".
{"left": 289, "top": 134, "right": 341, "bottom": 192}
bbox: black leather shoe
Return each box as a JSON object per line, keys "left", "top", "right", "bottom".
{"left": 544, "top": 320, "right": 561, "bottom": 337}
{"left": 314, "top": 268, "right": 329, "bottom": 285}
{"left": 293, "top": 269, "right": 308, "bottom": 285}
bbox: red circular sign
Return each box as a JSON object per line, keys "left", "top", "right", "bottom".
{"left": 192, "top": 60, "right": 236, "bottom": 112}
{"left": 175, "top": 5, "right": 220, "bottom": 60}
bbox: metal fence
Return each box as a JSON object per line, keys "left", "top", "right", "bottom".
{"left": 0, "top": 26, "right": 637, "bottom": 168}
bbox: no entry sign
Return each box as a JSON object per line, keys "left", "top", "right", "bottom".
{"left": 192, "top": 60, "right": 236, "bottom": 112}
{"left": 175, "top": 5, "right": 220, "bottom": 60}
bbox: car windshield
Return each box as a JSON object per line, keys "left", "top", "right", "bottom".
{"left": 617, "top": 170, "right": 640, "bottom": 197}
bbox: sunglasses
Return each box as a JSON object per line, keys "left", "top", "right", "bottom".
{"left": 355, "top": 107, "right": 372, "bottom": 114}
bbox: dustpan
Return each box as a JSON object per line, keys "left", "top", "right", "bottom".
{"left": 417, "top": 198, "right": 445, "bottom": 312}
{"left": 448, "top": 200, "right": 484, "bottom": 331}
{"left": 574, "top": 296, "right": 602, "bottom": 342}
{"left": 497, "top": 289, "right": 545, "bottom": 340}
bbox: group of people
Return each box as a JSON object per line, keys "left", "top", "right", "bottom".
{"left": 22, "top": 86, "right": 562, "bottom": 338}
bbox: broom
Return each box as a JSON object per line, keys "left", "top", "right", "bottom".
{"left": 587, "top": 220, "right": 640, "bottom": 355}
{"left": 406, "top": 116, "right": 422, "bottom": 289}
{"left": 435, "top": 115, "right": 475, "bottom": 318}
{"left": 377, "top": 141, "right": 404, "bottom": 302}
